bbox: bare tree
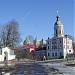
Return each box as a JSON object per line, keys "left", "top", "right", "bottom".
{"left": 0, "top": 20, "right": 21, "bottom": 48}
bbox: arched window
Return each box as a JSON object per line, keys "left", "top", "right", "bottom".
{"left": 69, "top": 50, "right": 71, "bottom": 52}
{"left": 55, "top": 52, "right": 57, "bottom": 56}
{"left": 48, "top": 46, "right": 49, "bottom": 49}
{"left": 52, "top": 53, "right": 54, "bottom": 56}
{"left": 62, "top": 30, "right": 63, "bottom": 34}
{"left": 59, "top": 30, "right": 61, "bottom": 34}
{"left": 48, "top": 53, "right": 50, "bottom": 56}
{"left": 56, "top": 29, "right": 57, "bottom": 35}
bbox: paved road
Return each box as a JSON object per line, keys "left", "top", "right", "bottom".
{"left": 0, "top": 59, "right": 48, "bottom": 75}
{"left": 11, "top": 63, "right": 48, "bottom": 75}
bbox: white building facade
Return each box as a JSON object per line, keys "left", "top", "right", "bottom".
{"left": 46, "top": 16, "right": 73, "bottom": 59}
{"left": 0, "top": 47, "right": 16, "bottom": 61}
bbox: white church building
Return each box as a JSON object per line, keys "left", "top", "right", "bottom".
{"left": 0, "top": 47, "right": 16, "bottom": 61}
{"left": 46, "top": 16, "right": 73, "bottom": 59}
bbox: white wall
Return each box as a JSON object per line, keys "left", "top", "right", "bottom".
{"left": 0, "top": 55, "right": 2, "bottom": 61}
{"left": 0, "top": 47, "right": 16, "bottom": 61}
{"left": 8, "top": 55, "right": 16, "bottom": 60}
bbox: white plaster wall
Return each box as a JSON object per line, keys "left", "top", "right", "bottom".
{"left": 0, "top": 55, "right": 2, "bottom": 61}
{"left": 0, "top": 47, "right": 16, "bottom": 61}
{"left": 8, "top": 55, "right": 16, "bottom": 60}
{"left": 1, "top": 47, "right": 10, "bottom": 61}
{"left": 63, "top": 49, "right": 67, "bottom": 59}
{"left": 63, "top": 37, "right": 74, "bottom": 59}
{"left": 47, "top": 36, "right": 74, "bottom": 59}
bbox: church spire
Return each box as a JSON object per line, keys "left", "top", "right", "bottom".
{"left": 56, "top": 15, "right": 60, "bottom": 21}
{"left": 54, "top": 15, "right": 64, "bottom": 37}
{"left": 24, "top": 36, "right": 30, "bottom": 45}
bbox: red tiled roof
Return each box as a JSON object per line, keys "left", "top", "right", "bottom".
{"left": 16, "top": 44, "right": 36, "bottom": 50}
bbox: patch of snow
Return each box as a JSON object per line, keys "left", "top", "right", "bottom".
{"left": 40, "top": 63, "right": 75, "bottom": 75}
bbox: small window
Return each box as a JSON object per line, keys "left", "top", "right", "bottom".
{"left": 62, "top": 30, "right": 63, "bottom": 34}
{"left": 48, "top": 41, "right": 49, "bottom": 44}
{"left": 55, "top": 52, "right": 57, "bottom": 56}
{"left": 48, "top": 46, "right": 49, "bottom": 49}
{"left": 48, "top": 53, "right": 50, "bottom": 56}
{"left": 60, "top": 41, "right": 61, "bottom": 43}
{"left": 59, "top": 30, "right": 61, "bottom": 34}
{"left": 52, "top": 46, "right": 54, "bottom": 49}
{"left": 59, "top": 45, "right": 62, "bottom": 48}
{"left": 56, "top": 29, "right": 57, "bottom": 35}
{"left": 52, "top": 53, "right": 54, "bottom": 56}
{"left": 69, "top": 50, "right": 71, "bottom": 52}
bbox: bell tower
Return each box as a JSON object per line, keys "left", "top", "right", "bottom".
{"left": 54, "top": 16, "right": 64, "bottom": 37}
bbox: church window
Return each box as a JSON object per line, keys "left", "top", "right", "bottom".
{"left": 52, "top": 46, "right": 57, "bottom": 49}
{"left": 62, "top": 30, "right": 63, "bottom": 34}
{"left": 48, "top": 46, "right": 49, "bottom": 49}
{"left": 48, "top": 53, "right": 50, "bottom": 56}
{"left": 52, "top": 53, "right": 54, "bottom": 56}
{"left": 59, "top": 45, "right": 62, "bottom": 48}
{"left": 60, "top": 40, "right": 61, "bottom": 43}
{"left": 52, "top": 46, "right": 53, "bottom": 49}
{"left": 55, "top": 46, "right": 57, "bottom": 49}
{"left": 69, "top": 50, "right": 71, "bottom": 52}
{"left": 52, "top": 42, "right": 54, "bottom": 44}
{"left": 59, "top": 30, "right": 61, "bottom": 34}
{"left": 52, "top": 41, "right": 56, "bottom": 44}
{"left": 55, "top": 52, "right": 57, "bottom": 56}
{"left": 56, "top": 29, "right": 57, "bottom": 35}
